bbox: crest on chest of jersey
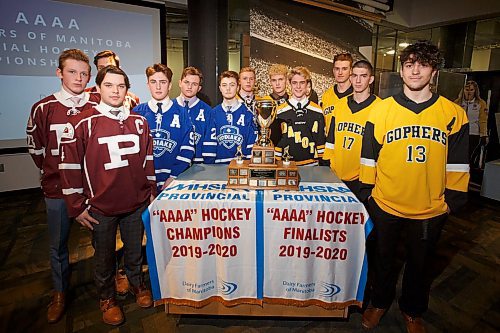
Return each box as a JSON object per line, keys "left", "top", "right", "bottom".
{"left": 61, "top": 123, "right": 75, "bottom": 139}
{"left": 217, "top": 125, "right": 243, "bottom": 149}
{"left": 152, "top": 129, "right": 177, "bottom": 157}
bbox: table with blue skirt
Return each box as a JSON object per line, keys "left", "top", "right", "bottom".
{"left": 142, "top": 164, "right": 373, "bottom": 318}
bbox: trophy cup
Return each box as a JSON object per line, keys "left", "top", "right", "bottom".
{"left": 227, "top": 97, "right": 299, "bottom": 189}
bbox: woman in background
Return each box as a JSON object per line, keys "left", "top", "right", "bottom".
{"left": 454, "top": 80, "right": 488, "bottom": 165}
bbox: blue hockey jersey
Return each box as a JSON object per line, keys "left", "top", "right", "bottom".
{"left": 174, "top": 96, "right": 212, "bottom": 163}
{"left": 133, "top": 99, "right": 195, "bottom": 190}
{"left": 202, "top": 101, "right": 257, "bottom": 164}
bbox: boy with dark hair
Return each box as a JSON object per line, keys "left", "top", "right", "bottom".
{"left": 27, "top": 48, "right": 98, "bottom": 323}
{"left": 86, "top": 50, "right": 140, "bottom": 109}
{"left": 360, "top": 41, "right": 469, "bottom": 333}
{"left": 93, "top": 50, "right": 120, "bottom": 69}
{"left": 202, "top": 70, "right": 257, "bottom": 164}
{"left": 59, "top": 65, "right": 156, "bottom": 326}
{"left": 134, "top": 64, "right": 195, "bottom": 191}
{"left": 174, "top": 66, "right": 212, "bottom": 163}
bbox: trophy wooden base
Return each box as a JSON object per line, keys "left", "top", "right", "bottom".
{"left": 248, "top": 145, "right": 277, "bottom": 167}
{"left": 227, "top": 159, "right": 299, "bottom": 190}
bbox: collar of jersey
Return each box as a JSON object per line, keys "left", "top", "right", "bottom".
{"left": 334, "top": 84, "right": 353, "bottom": 99}
{"left": 288, "top": 98, "right": 310, "bottom": 110}
{"left": 96, "top": 102, "right": 129, "bottom": 119}
{"left": 348, "top": 94, "right": 377, "bottom": 113}
{"left": 394, "top": 92, "right": 439, "bottom": 114}
{"left": 238, "top": 92, "right": 254, "bottom": 102}
{"left": 176, "top": 96, "right": 199, "bottom": 108}
{"left": 271, "top": 92, "right": 289, "bottom": 101}
{"left": 222, "top": 100, "right": 242, "bottom": 112}
{"left": 149, "top": 98, "right": 172, "bottom": 113}
{"left": 55, "top": 88, "right": 88, "bottom": 107}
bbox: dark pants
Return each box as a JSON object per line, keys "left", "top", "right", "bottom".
{"left": 344, "top": 179, "right": 362, "bottom": 202}
{"left": 90, "top": 203, "right": 147, "bottom": 300}
{"left": 45, "top": 198, "right": 72, "bottom": 292}
{"left": 368, "top": 198, "right": 447, "bottom": 317}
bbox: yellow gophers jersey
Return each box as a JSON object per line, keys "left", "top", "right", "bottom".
{"left": 324, "top": 94, "right": 380, "bottom": 181}
{"left": 321, "top": 84, "right": 354, "bottom": 133}
{"left": 359, "top": 93, "right": 470, "bottom": 219}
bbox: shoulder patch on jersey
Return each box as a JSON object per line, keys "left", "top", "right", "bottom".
{"left": 61, "top": 123, "right": 74, "bottom": 140}
{"left": 308, "top": 103, "right": 324, "bottom": 114}
{"left": 277, "top": 104, "right": 292, "bottom": 114}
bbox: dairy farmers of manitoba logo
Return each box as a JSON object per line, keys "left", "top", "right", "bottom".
{"left": 219, "top": 280, "right": 238, "bottom": 295}
{"left": 217, "top": 125, "right": 243, "bottom": 149}
{"left": 152, "top": 129, "right": 177, "bottom": 157}
{"left": 319, "top": 281, "right": 341, "bottom": 297}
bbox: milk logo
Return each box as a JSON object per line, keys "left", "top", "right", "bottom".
{"left": 217, "top": 125, "right": 243, "bottom": 149}
{"left": 319, "top": 281, "right": 341, "bottom": 298}
{"left": 219, "top": 280, "right": 238, "bottom": 295}
{"left": 152, "top": 129, "right": 176, "bottom": 157}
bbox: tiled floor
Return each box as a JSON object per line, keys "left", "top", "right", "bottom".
{"left": 0, "top": 188, "right": 498, "bottom": 333}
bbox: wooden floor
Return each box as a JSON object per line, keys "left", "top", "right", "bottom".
{"left": 0, "top": 188, "right": 498, "bottom": 333}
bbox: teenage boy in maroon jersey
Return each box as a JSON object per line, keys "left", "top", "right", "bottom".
{"left": 59, "top": 65, "right": 156, "bottom": 325}
{"left": 27, "top": 48, "right": 99, "bottom": 323}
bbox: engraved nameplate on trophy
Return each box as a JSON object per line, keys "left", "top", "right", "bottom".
{"left": 227, "top": 98, "right": 299, "bottom": 190}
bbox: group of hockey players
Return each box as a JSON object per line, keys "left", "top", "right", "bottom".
{"left": 28, "top": 40, "right": 470, "bottom": 333}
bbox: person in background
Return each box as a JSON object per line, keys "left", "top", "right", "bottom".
{"left": 306, "top": 79, "right": 319, "bottom": 105}
{"left": 359, "top": 40, "right": 469, "bottom": 333}
{"left": 265, "top": 64, "right": 290, "bottom": 146}
{"left": 86, "top": 50, "right": 140, "bottom": 110}
{"left": 454, "top": 80, "right": 488, "bottom": 166}
{"left": 321, "top": 53, "right": 354, "bottom": 115}
{"left": 202, "top": 70, "right": 257, "bottom": 164}
{"left": 237, "top": 66, "right": 258, "bottom": 119}
{"left": 265, "top": 64, "right": 289, "bottom": 106}
{"left": 59, "top": 65, "right": 156, "bottom": 326}
{"left": 26, "top": 48, "right": 98, "bottom": 323}
{"left": 134, "top": 64, "right": 195, "bottom": 191}
{"left": 174, "top": 66, "right": 212, "bottom": 164}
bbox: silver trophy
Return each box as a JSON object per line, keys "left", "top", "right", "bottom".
{"left": 255, "top": 98, "right": 277, "bottom": 147}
